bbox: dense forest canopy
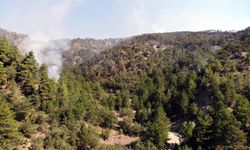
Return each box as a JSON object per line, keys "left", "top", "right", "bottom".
{"left": 0, "top": 27, "right": 249, "bottom": 149}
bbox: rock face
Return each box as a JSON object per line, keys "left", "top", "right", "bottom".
{"left": 168, "top": 131, "right": 182, "bottom": 145}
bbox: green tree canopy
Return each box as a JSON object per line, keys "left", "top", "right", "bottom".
{"left": 0, "top": 96, "right": 21, "bottom": 148}
{"left": 147, "top": 105, "right": 169, "bottom": 149}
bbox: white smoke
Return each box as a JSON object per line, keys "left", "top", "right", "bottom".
{"left": 15, "top": 0, "right": 85, "bottom": 80}
{"left": 19, "top": 38, "right": 69, "bottom": 80}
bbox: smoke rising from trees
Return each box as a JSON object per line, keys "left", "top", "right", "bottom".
{"left": 16, "top": 0, "right": 84, "bottom": 80}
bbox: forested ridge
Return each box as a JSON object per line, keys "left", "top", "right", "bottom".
{"left": 0, "top": 27, "right": 250, "bottom": 150}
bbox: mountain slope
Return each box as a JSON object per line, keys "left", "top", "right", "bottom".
{"left": 0, "top": 28, "right": 27, "bottom": 45}
{"left": 0, "top": 27, "right": 249, "bottom": 150}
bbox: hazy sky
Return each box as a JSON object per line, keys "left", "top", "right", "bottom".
{"left": 0, "top": 0, "right": 249, "bottom": 39}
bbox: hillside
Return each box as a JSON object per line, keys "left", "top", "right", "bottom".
{"left": 63, "top": 38, "right": 121, "bottom": 66}
{"left": 0, "top": 27, "right": 249, "bottom": 150}
{"left": 0, "top": 29, "right": 121, "bottom": 67}
{"left": 80, "top": 30, "right": 249, "bottom": 88}
{"left": 0, "top": 28, "right": 27, "bottom": 45}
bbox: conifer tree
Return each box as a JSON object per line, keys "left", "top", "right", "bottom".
{"left": 56, "top": 79, "right": 69, "bottom": 109}
{"left": 38, "top": 64, "right": 56, "bottom": 112}
{"left": 179, "top": 90, "right": 189, "bottom": 114}
{"left": 0, "top": 61, "right": 7, "bottom": 85}
{"left": 233, "top": 94, "right": 250, "bottom": 126}
{"left": 147, "top": 105, "right": 169, "bottom": 149}
{"left": 16, "top": 51, "right": 38, "bottom": 95}
{"left": 0, "top": 38, "right": 11, "bottom": 65}
{"left": 0, "top": 38, "right": 20, "bottom": 66}
{"left": 212, "top": 106, "right": 247, "bottom": 148}
{"left": 39, "top": 64, "right": 55, "bottom": 101}
{"left": 0, "top": 97, "right": 21, "bottom": 147}
{"left": 77, "top": 124, "right": 98, "bottom": 150}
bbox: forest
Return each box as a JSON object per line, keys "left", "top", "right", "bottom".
{"left": 0, "top": 27, "right": 250, "bottom": 150}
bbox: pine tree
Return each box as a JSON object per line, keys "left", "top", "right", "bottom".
{"left": 181, "top": 121, "right": 194, "bottom": 140}
{"left": 150, "top": 88, "right": 165, "bottom": 108}
{"left": 179, "top": 90, "right": 189, "bottom": 114}
{"left": 224, "top": 79, "right": 235, "bottom": 106}
{"left": 38, "top": 64, "right": 56, "bottom": 113}
{"left": 0, "top": 61, "right": 7, "bottom": 86}
{"left": 187, "top": 78, "right": 197, "bottom": 100}
{"left": 0, "top": 96, "right": 21, "bottom": 147}
{"left": 147, "top": 105, "right": 169, "bottom": 149}
{"left": 233, "top": 94, "right": 250, "bottom": 126}
{"left": 0, "top": 38, "right": 20, "bottom": 66}
{"left": 212, "top": 107, "right": 247, "bottom": 149}
{"left": 16, "top": 51, "right": 38, "bottom": 95}
{"left": 151, "top": 68, "right": 165, "bottom": 89}
{"left": 77, "top": 124, "right": 98, "bottom": 150}
{"left": 191, "top": 111, "right": 212, "bottom": 148}
{"left": 56, "top": 79, "right": 69, "bottom": 109}
{"left": 39, "top": 65, "right": 55, "bottom": 101}
{"left": 0, "top": 38, "right": 11, "bottom": 65}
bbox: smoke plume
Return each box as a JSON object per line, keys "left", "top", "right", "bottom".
{"left": 19, "top": 38, "right": 69, "bottom": 80}
{"left": 15, "top": 0, "right": 84, "bottom": 80}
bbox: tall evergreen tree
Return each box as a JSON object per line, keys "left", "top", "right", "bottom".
{"left": 16, "top": 51, "right": 38, "bottom": 95}
{"left": 0, "top": 96, "right": 21, "bottom": 148}
{"left": 0, "top": 38, "right": 20, "bottom": 66}
{"left": 190, "top": 111, "right": 212, "bottom": 148}
{"left": 212, "top": 107, "right": 247, "bottom": 149}
{"left": 39, "top": 64, "right": 55, "bottom": 101}
{"left": 38, "top": 64, "right": 56, "bottom": 112}
{"left": 179, "top": 90, "right": 189, "bottom": 114}
{"left": 0, "top": 61, "right": 7, "bottom": 86}
{"left": 0, "top": 38, "right": 11, "bottom": 65}
{"left": 147, "top": 105, "right": 169, "bottom": 149}
{"left": 56, "top": 78, "right": 69, "bottom": 109}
